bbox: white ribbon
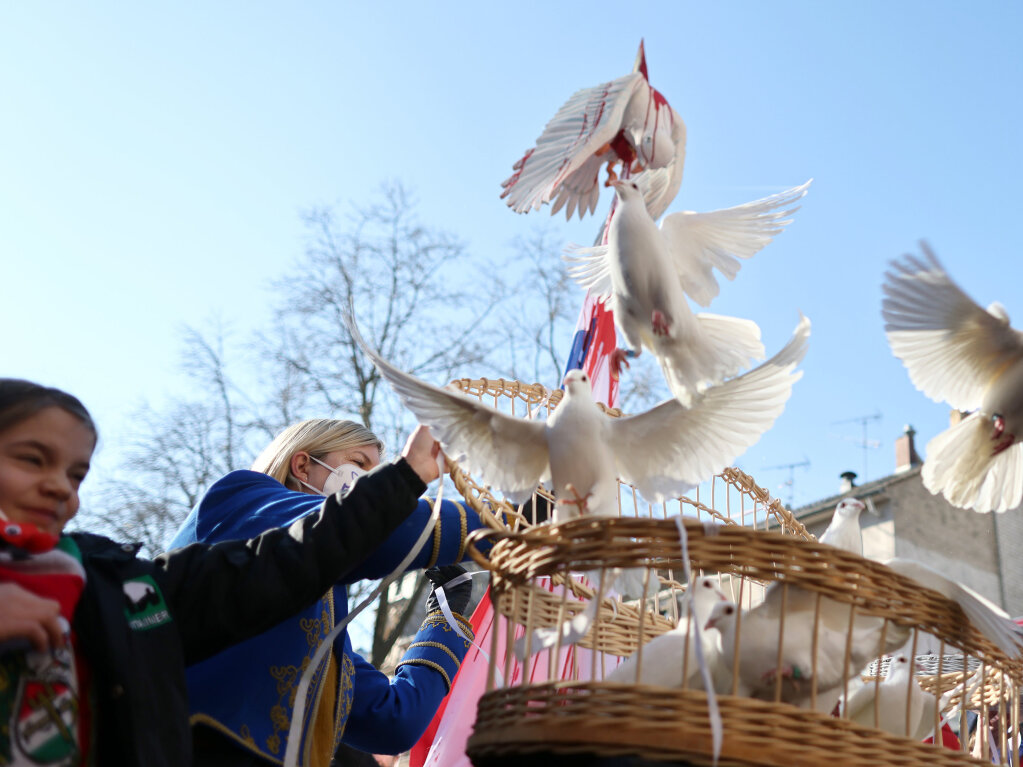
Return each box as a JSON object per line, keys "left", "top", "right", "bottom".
{"left": 674, "top": 515, "right": 723, "bottom": 767}
{"left": 431, "top": 570, "right": 501, "bottom": 685}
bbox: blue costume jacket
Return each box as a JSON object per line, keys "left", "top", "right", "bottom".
{"left": 169, "top": 470, "right": 482, "bottom": 766}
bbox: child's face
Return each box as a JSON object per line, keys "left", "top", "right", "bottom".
{"left": 0, "top": 406, "right": 95, "bottom": 536}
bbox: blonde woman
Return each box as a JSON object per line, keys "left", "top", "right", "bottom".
{"left": 169, "top": 419, "right": 482, "bottom": 767}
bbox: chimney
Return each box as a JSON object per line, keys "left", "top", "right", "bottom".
{"left": 895, "top": 424, "right": 921, "bottom": 473}
{"left": 949, "top": 409, "right": 969, "bottom": 427}
{"left": 839, "top": 471, "right": 857, "bottom": 493}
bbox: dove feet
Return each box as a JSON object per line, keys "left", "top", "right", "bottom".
{"left": 752, "top": 664, "right": 810, "bottom": 701}
{"left": 557, "top": 483, "right": 592, "bottom": 516}
{"left": 604, "top": 163, "right": 619, "bottom": 188}
{"left": 993, "top": 433, "right": 1016, "bottom": 456}
{"left": 611, "top": 348, "right": 631, "bottom": 379}
{"left": 991, "top": 415, "right": 1016, "bottom": 455}
{"left": 651, "top": 309, "right": 671, "bottom": 337}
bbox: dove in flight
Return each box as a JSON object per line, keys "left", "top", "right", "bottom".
{"left": 565, "top": 177, "right": 811, "bottom": 405}
{"left": 501, "top": 41, "right": 686, "bottom": 222}
{"left": 841, "top": 655, "right": 942, "bottom": 740}
{"left": 818, "top": 498, "right": 869, "bottom": 556}
{"left": 882, "top": 243, "right": 1023, "bottom": 512}
{"left": 348, "top": 312, "right": 809, "bottom": 522}
{"left": 606, "top": 576, "right": 728, "bottom": 687}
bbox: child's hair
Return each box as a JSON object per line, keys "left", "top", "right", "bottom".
{"left": 0, "top": 379, "right": 97, "bottom": 440}
{"left": 250, "top": 419, "right": 383, "bottom": 488}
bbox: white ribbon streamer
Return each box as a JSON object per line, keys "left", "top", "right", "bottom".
{"left": 674, "top": 515, "right": 723, "bottom": 766}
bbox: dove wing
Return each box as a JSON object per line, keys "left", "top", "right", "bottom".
{"left": 884, "top": 558, "right": 1023, "bottom": 659}
{"left": 501, "top": 73, "right": 645, "bottom": 218}
{"left": 658, "top": 180, "right": 811, "bottom": 307}
{"left": 882, "top": 243, "right": 1023, "bottom": 411}
{"left": 348, "top": 320, "right": 550, "bottom": 504}
{"left": 563, "top": 244, "right": 613, "bottom": 302}
{"left": 609, "top": 314, "right": 809, "bottom": 503}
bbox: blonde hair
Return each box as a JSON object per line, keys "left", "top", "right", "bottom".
{"left": 250, "top": 419, "right": 384, "bottom": 489}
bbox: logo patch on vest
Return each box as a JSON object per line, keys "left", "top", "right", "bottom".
{"left": 123, "top": 575, "right": 172, "bottom": 630}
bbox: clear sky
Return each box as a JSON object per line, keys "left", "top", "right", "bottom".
{"left": 3, "top": 2, "right": 1021, "bottom": 511}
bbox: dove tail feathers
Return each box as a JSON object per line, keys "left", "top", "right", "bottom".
{"left": 922, "top": 413, "right": 1023, "bottom": 513}
{"left": 658, "top": 314, "right": 765, "bottom": 404}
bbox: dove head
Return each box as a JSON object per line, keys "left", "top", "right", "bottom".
{"left": 562, "top": 369, "right": 594, "bottom": 398}
{"left": 886, "top": 655, "right": 912, "bottom": 680}
{"left": 835, "top": 498, "right": 866, "bottom": 519}
{"left": 612, "top": 179, "right": 643, "bottom": 205}
{"left": 691, "top": 577, "right": 729, "bottom": 624}
{"left": 638, "top": 130, "right": 675, "bottom": 170}
{"left": 704, "top": 599, "right": 737, "bottom": 633}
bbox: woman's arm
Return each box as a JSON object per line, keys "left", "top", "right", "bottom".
{"left": 157, "top": 457, "right": 429, "bottom": 664}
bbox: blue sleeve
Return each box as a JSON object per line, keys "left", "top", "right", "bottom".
{"left": 339, "top": 612, "right": 474, "bottom": 754}
{"left": 343, "top": 497, "right": 487, "bottom": 582}
{"left": 168, "top": 470, "right": 324, "bottom": 547}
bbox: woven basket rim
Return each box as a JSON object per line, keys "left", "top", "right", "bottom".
{"left": 470, "top": 516, "right": 1022, "bottom": 671}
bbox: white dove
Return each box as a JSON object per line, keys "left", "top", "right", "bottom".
{"left": 347, "top": 312, "right": 809, "bottom": 521}
{"left": 882, "top": 558, "right": 1023, "bottom": 659}
{"left": 818, "top": 497, "right": 868, "bottom": 555}
{"left": 606, "top": 576, "right": 728, "bottom": 687}
{"left": 501, "top": 41, "right": 686, "bottom": 222}
{"left": 841, "top": 655, "right": 942, "bottom": 740}
{"left": 882, "top": 243, "right": 1023, "bottom": 512}
{"left": 711, "top": 582, "right": 910, "bottom": 712}
{"left": 565, "top": 178, "right": 811, "bottom": 405}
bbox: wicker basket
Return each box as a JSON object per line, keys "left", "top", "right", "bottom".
{"left": 464, "top": 518, "right": 1023, "bottom": 766}
{"left": 440, "top": 378, "right": 1021, "bottom": 765}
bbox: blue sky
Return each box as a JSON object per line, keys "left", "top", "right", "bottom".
{"left": 3, "top": 2, "right": 1021, "bottom": 510}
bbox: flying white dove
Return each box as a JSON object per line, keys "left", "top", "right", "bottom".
{"left": 841, "top": 655, "right": 943, "bottom": 740}
{"left": 882, "top": 243, "right": 1023, "bottom": 512}
{"left": 501, "top": 41, "right": 686, "bottom": 222}
{"left": 565, "top": 178, "right": 811, "bottom": 405}
{"left": 818, "top": 497, "right": 868, "bottom": 555}
{"left": 347, "top": 312, "right": 809, "bottom": 521}
{"left": 606, "top": 576, "right": 728, "bottom": 687}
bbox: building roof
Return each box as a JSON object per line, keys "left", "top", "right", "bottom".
{"left": 789, "top": 464, "right": 923, "bottom": 528}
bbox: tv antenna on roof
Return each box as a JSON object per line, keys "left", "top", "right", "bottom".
{"left": 763, "top": 457, "right": 810, "bottom": 509}
{"left": 830, "top": 411, "right": 882, "bottom": 481}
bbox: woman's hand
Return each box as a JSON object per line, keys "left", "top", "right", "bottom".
{"left": 400, "top": 424, "right": 442, "bottom": 484}
{"left": 0, "top": 582, "right": 66, "bottom": 653}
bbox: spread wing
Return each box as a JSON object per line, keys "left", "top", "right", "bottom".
{"left": 884, "top": 558, "right": 1023, "bottom": 659}
{"left": 609, "top": 314, "right": 809, "bottom": 503}
{"left": 882, "top": 243, "right": 1023, "bottom": 411}
{"left": 501, "top": 72, "right": 644, "bottom": 219}
{"left": 563, "top": 244, "right": 612, "bottom": 302}
{"left": 347, "top": 317, "right": 550, "bottom": 504}
{"left": 659, "top": 180, "right": 811, "bottom": 307}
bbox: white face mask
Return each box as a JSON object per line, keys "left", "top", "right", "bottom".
{"left": 296, "top": 456, "right": 366, "bottom": 496}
